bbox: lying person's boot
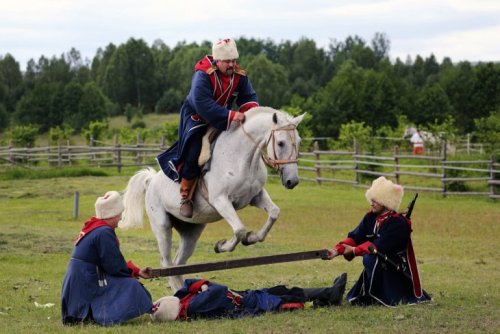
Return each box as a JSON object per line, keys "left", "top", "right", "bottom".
{"left": 310, "top": 272, "right": 347, "bottom": 307}
{"left": 327, "top": 272, "right": 347, "bottom": 306}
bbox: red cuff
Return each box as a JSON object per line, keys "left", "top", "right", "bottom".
{"left": 127, "top": 260, "right": 140, "bottom": 278}
{"left": 353, "top": 241, "right": 376, "bottom": 256}
{"left": 188, "top": 279, "right": 209, "bottom": 294}
{"left": 239, "top": 102, "right": 259, "bottom": 113}
{"left": 335, "top": 237, "right": 357, "bottom": 255}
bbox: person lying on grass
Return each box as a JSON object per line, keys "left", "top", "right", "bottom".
{"left": 325, "top": 177, "right": 431, "bottom": 307}
{"left": 150, "top": 273, "right": 347, "bottom": 322}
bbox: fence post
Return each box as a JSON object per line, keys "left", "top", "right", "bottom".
{"left": 90, "top": 136, "right": 95, "bottom": 165}
{"left": 136, "top": 133, "right": 142, "bottom": 164}
{"left": 441, "top": 139, "right": 448, "bottom": 197}
{"left": 67, "top": 139, "right": 72, "bottom": 166}
{"left": 489, "top": 155, "right": 499, "bottom": 200}
{"left": 354, "top": 139, "right": 359, "bottom": 185}
{"left": 57, "top": 139, "right": 62, "bottom": 167}
{"left": 114, "top": 134, "right": 122, "bottom": 173}
{"left": 73, "top": 191, "right": 79, "bottom": 220}
{"left": 313, "top": 141, "right": 321, "bottom": 185}
{"left": 161, "top": 135, "right": 166, "bottom": 150}
{"left": 47, "top": 138, "right": 51, "bottom": 166}
{"left": 394, "top": 146, "right": 400, "bottom": 185}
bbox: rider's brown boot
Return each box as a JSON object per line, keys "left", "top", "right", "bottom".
{"left": 179, "top": 178, "right": 196, "bottom": 218}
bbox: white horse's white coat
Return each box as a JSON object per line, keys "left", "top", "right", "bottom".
{"left": 120, "top": 107, "right": 305, "bottom": 291}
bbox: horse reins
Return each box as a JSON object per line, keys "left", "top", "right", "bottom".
{"left": 240, "top": 123, "right": 299, "bottom": 171}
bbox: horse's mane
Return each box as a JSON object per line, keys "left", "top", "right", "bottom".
{"left": 244, "top": 106, "right": 293, "bottom": 124}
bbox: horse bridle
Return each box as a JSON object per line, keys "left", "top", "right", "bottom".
{"left": 240, "top": 123, "right": 299, "bottom": 171}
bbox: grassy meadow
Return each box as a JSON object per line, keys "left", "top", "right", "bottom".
{"left": 0, "top": 168, "right": 499, "bottom": 333}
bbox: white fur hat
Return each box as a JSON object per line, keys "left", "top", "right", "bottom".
{"left": 212, "top": 38, "right": 239, "bottom": 60}
{"left": 151, "top": 296, "right": 181, "bottom": 322}
{"left": 94, "top": 191, "right": 124, "bottom": 219}
{"left": 365, "top": 177, "right": 404, "bottom": 211}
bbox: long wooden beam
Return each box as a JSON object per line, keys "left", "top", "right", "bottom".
{"left": 151, "top": 249, "right": 329, "bottom": 277}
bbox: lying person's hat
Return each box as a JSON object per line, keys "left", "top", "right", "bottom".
{"left": 151, "top": 296, "right": 181, "bottom": 322}
{"left": 95, "top": 191, "right": 125, "bottom": 219}
{"left": 365, "top": 176, "right": 404, "bottom": 211}
{"left": 212, "top": 38, "right": 239, "bottom": 60}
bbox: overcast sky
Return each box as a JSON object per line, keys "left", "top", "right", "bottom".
{"left": 1, "top": 0, "right": 499, "bottom": 70}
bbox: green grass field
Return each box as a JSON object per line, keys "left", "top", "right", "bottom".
{"left": 0, "top": 169, "right": 499, "bottom": 333}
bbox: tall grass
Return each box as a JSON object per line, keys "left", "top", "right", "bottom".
{"left": 0, "top": 172, "right": 499, "bottom": 333}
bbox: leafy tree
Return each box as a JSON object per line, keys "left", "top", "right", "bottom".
{"left": 165, "top": 42, "right": 208, "bottom": 100}
{"left": 439, "top": 61, "right": 476, "bottom": 133}
{"left": 471, "top": 62, "right": 500, "bottom": 122}
{"left": 102, "top": 38, "right": 157, "bottom": 111}
{"left": 77, "top": 82, "right": 110, "bottom": 129}
{"left": 306, "top": 60, "right": 364, "bottom": 138}
{"left": 0, "top": 54, "right": 23, "bottom": 113}
{"left": 155, "top": 88, "right": 183, "bottom": 114}
{"left": 246, "top": 54, "right": 289, "bottom": 108}
{"left": 49, "top": 125, "right": 74, "bottom": 145}
{"left": 13, "top": 82, "right": 59, "bottom": 132}
{"left": 82, "top": 120, "right": 109, "bottom": 144}
{"left": 0, "top": 103, "right": 8, "bottom": 131}
{"left": 474, "top": 110, "right": 500, "bottom": 153}
{"left": 61, "top": 81, "right": 84, "bottom": 130}
{"left": 151, "top": 39, "right": 173, "bottom": 103}
{"left": 358, "top": 69, "right": 399, "bottom": 131}
{"left": 338, "top": 121, "right": 372, "bottom": 149}
{"left": 91, "top": 43, "right": 117, "bottom": 91}
{"left": 9, "top": 124, "right": 39, "bottom": 147}
{"left": 413, "top": 83, "right": 453, "bottom": 125}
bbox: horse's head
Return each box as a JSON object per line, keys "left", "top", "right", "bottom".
{"left": 265, "top": 111, "right": 306, "bottom": 189}
{"left": 403, "top": 127, "right": 416, "bottom": 139}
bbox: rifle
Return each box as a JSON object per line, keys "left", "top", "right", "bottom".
{"left": 405, "top": 193, "right": 418, "bottom": 219}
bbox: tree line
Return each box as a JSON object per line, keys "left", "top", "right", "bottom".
{"left": 0, "top": 33, "right": 499, "bottom": 149}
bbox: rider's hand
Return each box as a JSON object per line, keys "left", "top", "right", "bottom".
{"left": 232, "top": 111, "right": 245, "bottom": 123}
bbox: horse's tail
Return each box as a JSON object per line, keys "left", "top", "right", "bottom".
{"left": 119, "top": 166, "right": 157, "bottom": 229}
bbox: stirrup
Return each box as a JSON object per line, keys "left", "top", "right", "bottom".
{"left": 180, "top": 198, "right": 193, "bottom": 218}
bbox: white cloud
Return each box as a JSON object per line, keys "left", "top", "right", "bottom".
{"left": 1, "top": 0, "right": 499, "bottom": 68}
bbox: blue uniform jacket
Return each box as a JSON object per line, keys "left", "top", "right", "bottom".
{"left": 174, "top": 279, "right": 282, "bottom": 320}
{"left": 61, "top": 225, "right": 152, "bottom": 326}
{"left": 157, "top": 56, "right": 259, "bottom": 181}
{"left": 346, "top": 211, "right": 431, "bottom": 306}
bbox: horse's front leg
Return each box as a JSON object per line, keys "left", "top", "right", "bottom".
{"left": 242, "top": 189, "right": 280, "bottom": 246}
{"left": 210, "top": 197, "right": 247, "bottom": 253}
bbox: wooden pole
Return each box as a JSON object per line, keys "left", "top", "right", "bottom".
{"left": 151, "top": 249, "right": 329, "bottom": 277}
{"left": 73, "top": 191, "right": 79, "bottom": 220}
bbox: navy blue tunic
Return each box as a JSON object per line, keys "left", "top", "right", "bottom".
{"left": 61, "top": 225, "right": 152, "bottom": 326}
{"left": 157, "top": 56, "right": 259, "bottom": 181}
{"left": 346, "top": 212, "right": 431, "bottom": 306}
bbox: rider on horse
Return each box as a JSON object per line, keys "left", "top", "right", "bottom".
{"left": 157, "top": 38, "right": 259, "bottom": 218}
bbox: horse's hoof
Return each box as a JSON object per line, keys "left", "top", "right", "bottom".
{"left": 241, "top": 231, "right": 255, "bottom": 246}
{"left": 214, "top": 239, "right": 226, "bottom": 253}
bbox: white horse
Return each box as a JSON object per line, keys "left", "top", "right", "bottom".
{"left": 403, "top": 126, "right": 455, "bottom": 154}
{"left": 120, "top": 107, "right": 305, "bottom": 292}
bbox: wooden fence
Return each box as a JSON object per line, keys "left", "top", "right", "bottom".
{"left": 1, "top": 137, "right": 498, "bottom": 199}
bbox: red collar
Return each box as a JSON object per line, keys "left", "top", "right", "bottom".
{"left": 74, "top": 217, "right": 112, "bottom": 245}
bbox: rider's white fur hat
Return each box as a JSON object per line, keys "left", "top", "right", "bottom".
{"left": 212, "top": 38, "right": 239, "bottom": 60}
{"left": 365, "top": 176, "right": 404, "bottom": 211}
{"left": 151, "top": 296, "right": 181, "bottom": 322}
{"left": 94, "top": 191, "right": 124, "bottom": 219}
